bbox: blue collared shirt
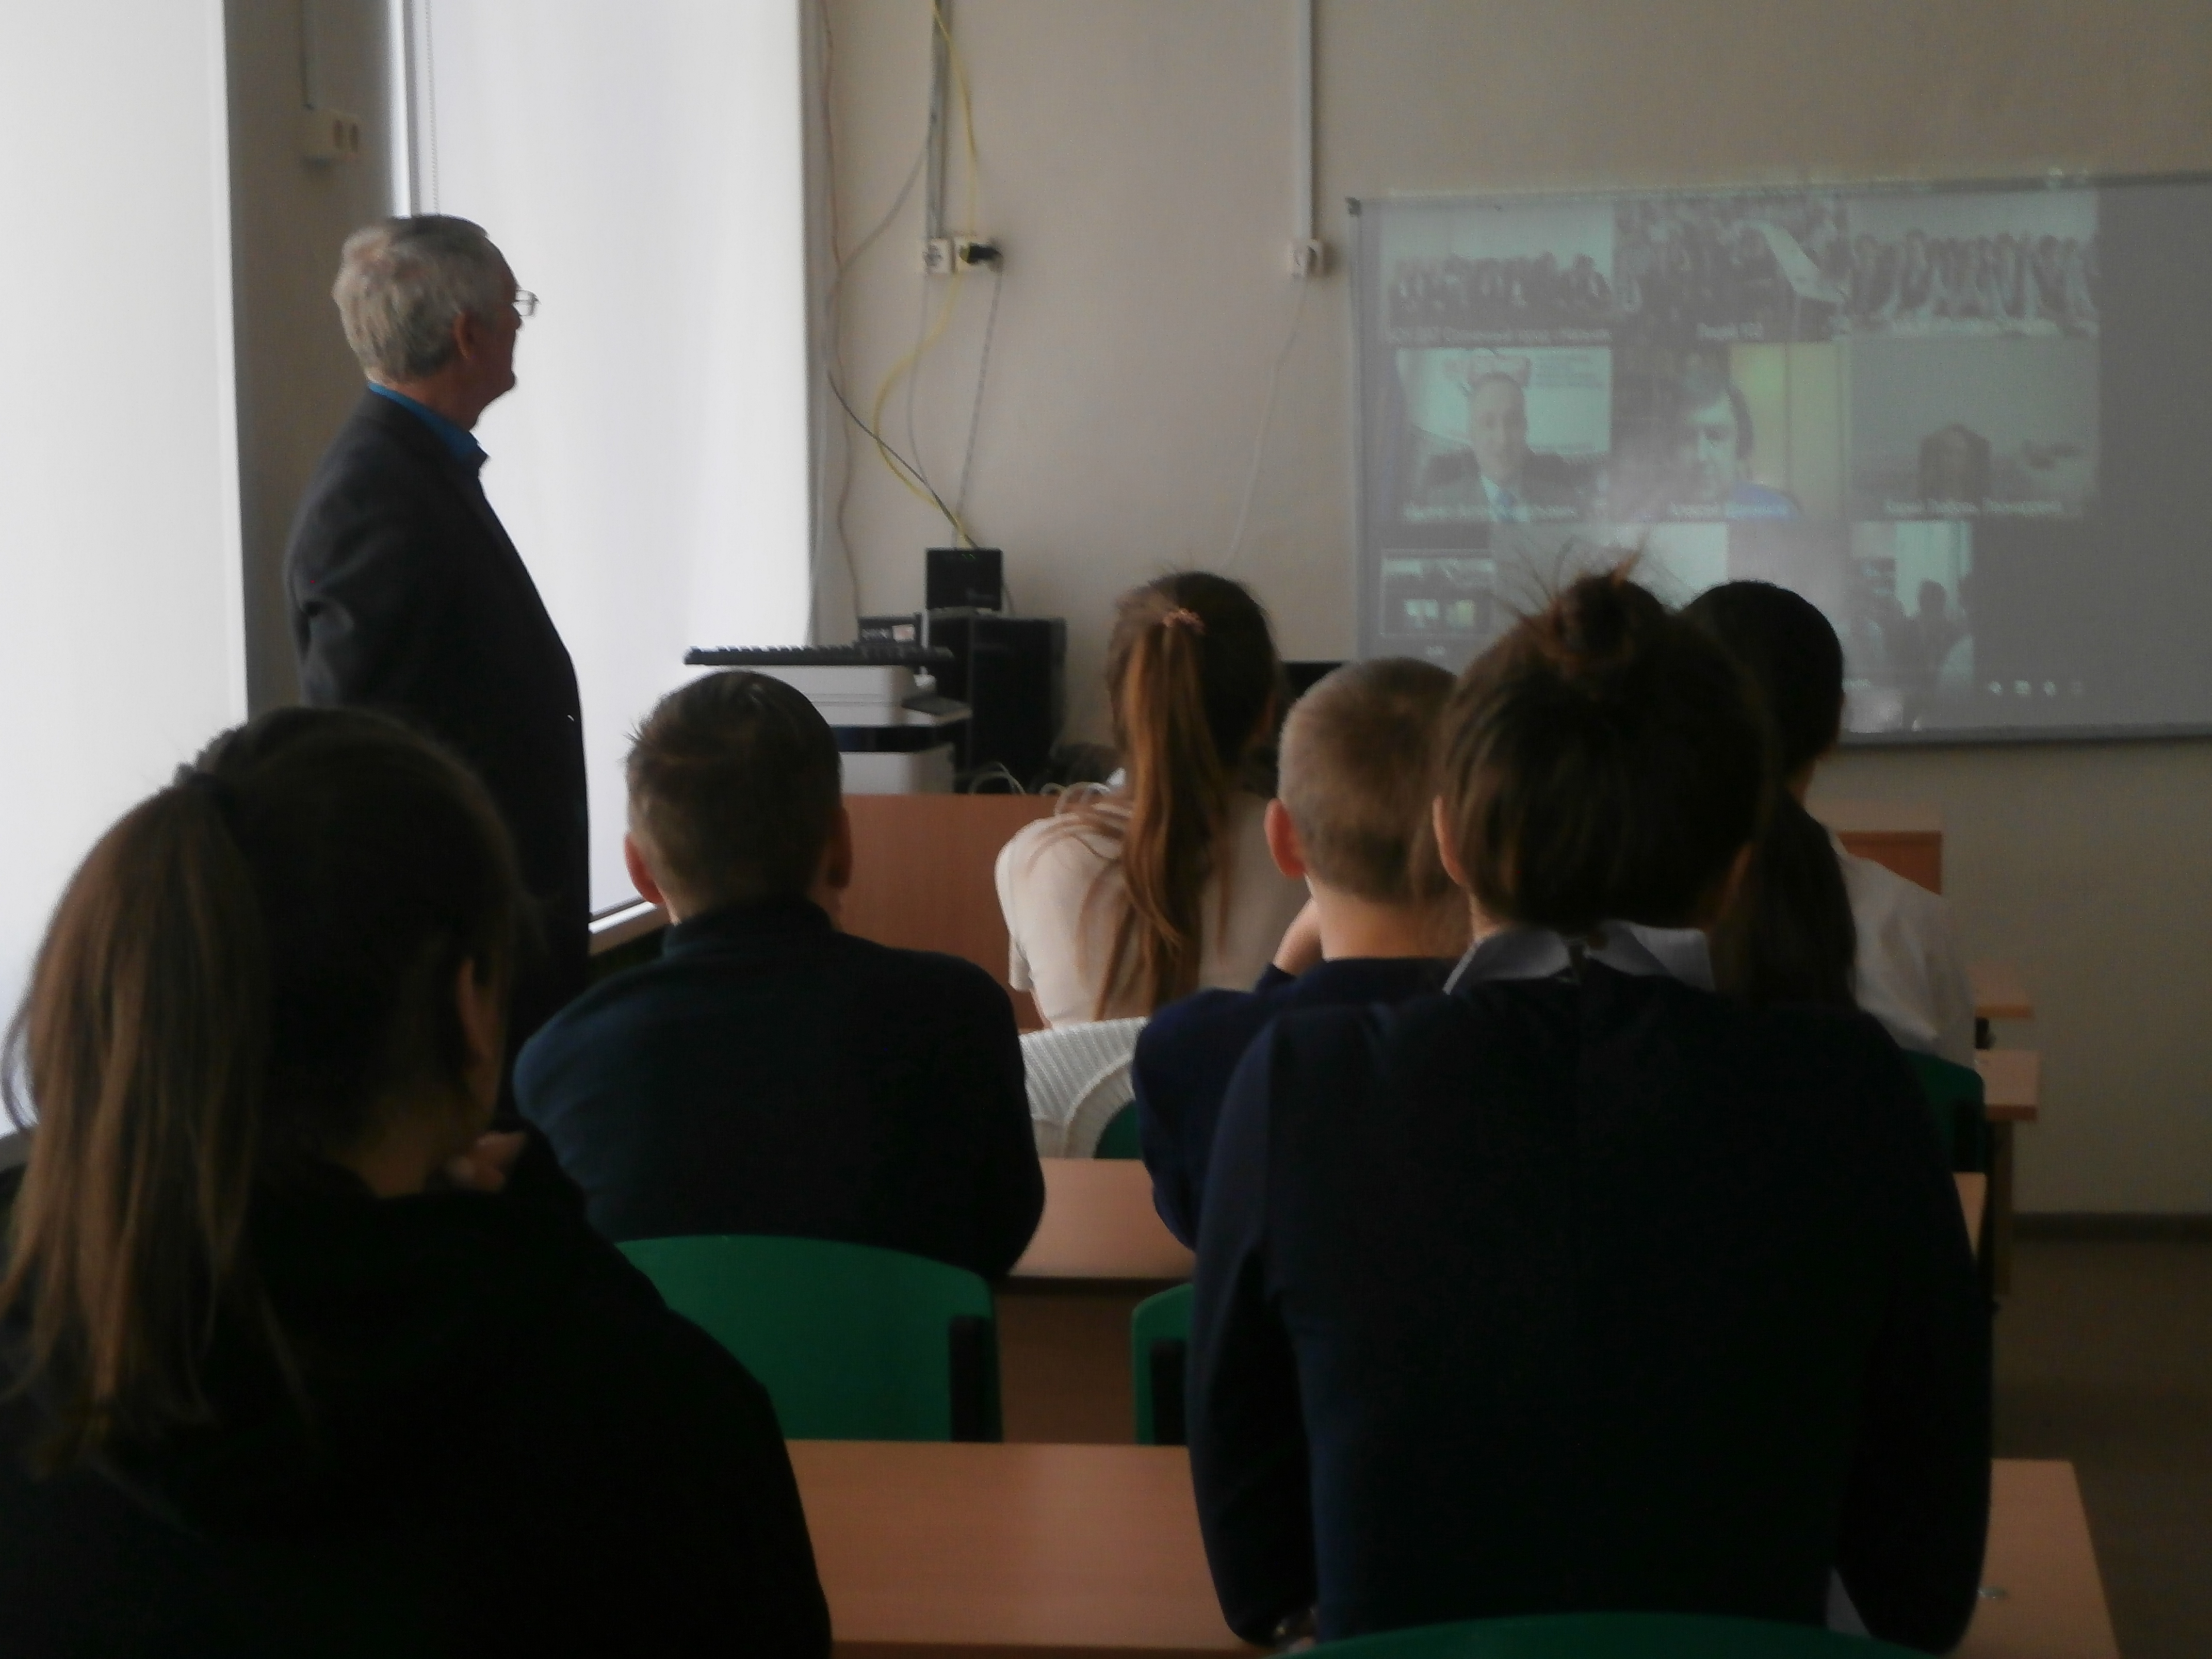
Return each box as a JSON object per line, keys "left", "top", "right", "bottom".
{"left": 367, "top": 382, "right": 486, "bottom": 468}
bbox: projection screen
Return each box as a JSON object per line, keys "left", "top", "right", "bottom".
{"left": 1353, "top": 177, "right": 2212, "bottom": 741}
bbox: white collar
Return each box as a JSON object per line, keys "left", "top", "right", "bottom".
{"left": 1444, "top": 921, "right": 1714, "bottom": 994}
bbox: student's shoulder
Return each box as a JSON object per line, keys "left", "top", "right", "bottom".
{"left": 1137, "top": 985, "right": 1274, "bottom": 1065}
{"left": 1690, "top": 988, "right": 1921, "bottom": 1112}
{"left": 834, "top": 932, "right": 1015, "bottom": 1022}
{"left": 1257, "top": 986, "right": 1472, "bottom": 1078}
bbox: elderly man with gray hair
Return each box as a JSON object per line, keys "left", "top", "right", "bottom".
{"left": 285, "top": 215, "right": 589, "bottom": 1056}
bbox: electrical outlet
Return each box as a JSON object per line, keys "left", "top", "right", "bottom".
{"left": 954, "top": 236, "right": 1002, "bottom": 270}
{"left": 300, "top": 109, "right": 365, "bottom": 164}
{"left": 1288, "top": 238, "right": 1328, "bottom": 279}
{"left": 922, "top": 238, "right": 957, "bottom": 276}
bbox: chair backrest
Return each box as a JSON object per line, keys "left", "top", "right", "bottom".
{"left": 1314, "top": 1612, "right": 1927, "bottom": 1657}
{"left": 1020, "top": 1017, "right": 1147, "bottom": 1157}
{"left": 1131, "top": 1282, "right": 1193, "bottom": 1445}
{"left": 619, "top": 1235, "right": 999, "bottom": 1441}
{"left": 1905, "top": 1051, "right": 1988, "bottom": 1173}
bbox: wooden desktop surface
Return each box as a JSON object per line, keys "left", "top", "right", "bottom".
{"left": 788, "top": 1444, "right": 2111, "bottom": 1659}
{"left": 1965, "top": 1460, "right": 2120, "bottom": 1659}
{"left": 1977, "top": 1051, "right": 2042, "bottom": 1123}
{"left": 1015, "top": 1158, "right": 1981, "bottom": 1287}
{"left": 791, "top": 1441, "right": 1243, "bottom": 1659}
{"left": 1971, "top": 961, "right": 2037, "bottom": 1024}
{"left": 1010, "top": 1160, "right": 1193, "bottom": 1288}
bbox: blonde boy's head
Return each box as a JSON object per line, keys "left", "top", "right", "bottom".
{"left": 1278, "top": 659, "right": 1456, "bottom": 904}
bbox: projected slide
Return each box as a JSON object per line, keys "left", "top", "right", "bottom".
{"left": 1357, "top": 178, "right": 2212, "bottom": 740}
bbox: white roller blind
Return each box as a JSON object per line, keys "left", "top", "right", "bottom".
{"left": 0, "top": 2, "right": 245, "bottom": 1020}
{"left": 412, "top": 0, "right": 813, "bottom": 911}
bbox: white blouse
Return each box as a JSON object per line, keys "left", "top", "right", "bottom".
{"left": 1835, "top": 838, "right": 1977, "bottom": 1066}
{"left": 994, "top": 790, "right": 1309, "bottom": 1028}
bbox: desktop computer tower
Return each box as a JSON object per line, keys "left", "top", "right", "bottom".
{"left": 928, "top": 613, "right": 1065, "bottom": 786}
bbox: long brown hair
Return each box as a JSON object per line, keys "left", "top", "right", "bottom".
{"left": 1, "top": 707, "right": 521, "bottom": 1467}
{"left": 1437, "top": 568, "right": 1768, "bottom": 932}
{"left": 1077, "top": 572, "right": 1278, "bottom": 1016}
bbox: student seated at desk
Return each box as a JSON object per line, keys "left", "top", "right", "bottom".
{"left": 1189, "top": 573, "right": 1989, "bottom": 1652}
{"left": 995, "top": 572, "right": 1308, "bottom": 1025}
{"left": 518, "top": 671, "right": 1043, "bottom": 1280}
{"left": 0, "top": 709, "right": 826, "bottom": 1657}
{"left": 1134, "top": 658, "right": 1464, "bottom": 1245}
{"left": 1683, "top": 582, "right": 1975, "bottom": 1062}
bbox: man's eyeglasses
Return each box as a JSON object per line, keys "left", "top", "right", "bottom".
{"left": 513, "top": 289, "right": 539, "bottom": 319}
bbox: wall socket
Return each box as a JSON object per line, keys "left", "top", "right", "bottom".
{"left": 1288, "top": 238, "right": 1328, "bottom": 278}
{"left": 923, "top": 236, "right": 1002, "bottom": 276}
{"left": 300, "top": 109, "right": 365, "bottom": 164}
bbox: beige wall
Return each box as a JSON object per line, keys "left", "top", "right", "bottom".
{"left": 823, "top": 0, "right": 2212, "bottom": 1211}
{"left": 225, "top": 0, "right": 392, "bottom": 711}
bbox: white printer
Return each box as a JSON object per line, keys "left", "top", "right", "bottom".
{"left": 681, "top": 644, "right": 970, "bottom": 794}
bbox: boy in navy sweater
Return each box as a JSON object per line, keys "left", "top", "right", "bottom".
{"left": 1134, "top": 659, "right": 1466, "bottom": 1244}
{"left": 517, "top": 671, "right": 1042, "bottom": 1279}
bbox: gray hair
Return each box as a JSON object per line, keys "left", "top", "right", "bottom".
{"left": 332, "top": 216, "right": 511, "bottom": 383}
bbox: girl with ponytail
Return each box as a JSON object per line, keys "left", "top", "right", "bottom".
{"left": 0, "top": 708, "right": 826, "bottom": 1656}
{"left": 1185, "top": 571, "right": 1989, "bottom": 1654}
{"left": 996, "top": 572, "right": 1307, "bottom": 1024}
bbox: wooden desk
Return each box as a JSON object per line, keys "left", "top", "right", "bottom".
{"left": 1816, "top": 799, "right": 1944, "bottom": 894}
{"left": 1976, "top": 1050, "right": 2041, "bottom": 1124}
{"left": 1971, "top": 961, "right": 2037, "bottom": 1026}
{"left": 1010, "top": 1160, "right": 1193, "bottom": 1288}
{"left": 792, "top": 1441, "right": 1245, "bottom": 1659}
{"left": 1962, "top": 1460, "right": 2119, "bottom": 1659}
{"left": 790, "top": 1444, "right": 2112, "bottom": 1659}
{"left": 842, "top": 792, "right": 1053, "bottom": 991}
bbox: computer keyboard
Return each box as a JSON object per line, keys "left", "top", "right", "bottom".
{"left": 685, "top": 643, "right": 954, "bottom": 668}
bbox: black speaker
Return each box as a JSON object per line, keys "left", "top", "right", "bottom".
{"left": 925, "top": 546, "right": 1004, "bottom": 612}
{"left": 929, "top": 613, "right": 1066, "bottom": 786}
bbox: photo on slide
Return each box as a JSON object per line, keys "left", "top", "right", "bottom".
{"left": 1608, "top": 344, "right": 1841, "bottom": 522}
{"left": 1375, "top": 552, "right": 1497, "bottom": 670}
{"left": 1612, "top": 192, "right": 1852, "bottom": 348}
{"left": 1848, "top": 337, "right": 2098, "bottom": 520}
{"left": 1381, "top": 200, "right": 1617, "bottom": 347}
{"left": 1395, "top": 347, "right": 1612, "bottom": 525}
{"left": 1843, "top": 522, "right": 1975, "bottom": 733}
{"left": 1837, "top": 188, "right": 2096, "bottom": 340}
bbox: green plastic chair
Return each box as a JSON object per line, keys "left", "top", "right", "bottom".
{"left": 1094, "top": 1103, "right": 1143, "bottom": 1159}
{"left": 1906, "top": 1051, "right": 1989, "bottom": 1174}
{"left": 619, "top": 1235, "right": 1000, "bottom": 1441}
{"left": 1131, "top": 1282, "right": 1193, "bottom": 1445}
{"left": 1315, "top": 1612, "right": 1926, "bottom": 1657}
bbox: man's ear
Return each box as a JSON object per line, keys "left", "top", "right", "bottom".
{"left": 450, "top": 307, "right": 487, "bottom": 367}
{"left": 1263, "top": 798, "right": 1308, "bottom": 882}
{"left": 820, "top": 804, "right": 854, "bottom": 893}
{"left": 623, "top": 832, "right": 668, "bottom": 911}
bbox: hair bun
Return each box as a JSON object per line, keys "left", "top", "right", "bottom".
{"left": 1538, "top": 568, "right": 1668, "bottom": 684}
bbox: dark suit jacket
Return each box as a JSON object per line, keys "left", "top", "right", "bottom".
{"left": 285, "top": 392, "right": 588, "bottom": 1037}
{"left": 0, "top": 1163, "right": 828, "bottom": 1659}
{"left": 1133, "top": 958, "right": 1449, "bottom": 1246}
{"left": 515, "top": 900, "right": 1045, "bottom": 1281}
{"left": 1191, "top": 962, "right": 1989, "bottom": 1651}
